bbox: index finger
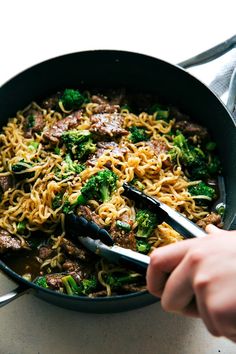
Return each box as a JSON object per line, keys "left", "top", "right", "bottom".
{"left": 146, "top": 237, "right": 198, "bottom": 297}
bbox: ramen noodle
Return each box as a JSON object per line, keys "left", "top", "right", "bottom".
{"left": 0, "top": 89, "right": 222, "bottom": 297}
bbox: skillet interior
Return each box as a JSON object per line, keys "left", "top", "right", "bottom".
{"left": 0, "top": 50, "right": 235, "bottom": 312}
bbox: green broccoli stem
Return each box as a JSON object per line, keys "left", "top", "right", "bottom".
{"left": 16, "top": 220, "right": 27, "bottom": 234}
{"left": 116, "top": 220, "right": 131, "bottom": 232}
{"left": 100, "top": 185, "right": 110, "bottom": 202}
{"left": 116, "top": 274, "right": 140, "bottom": 285}
{"left": 61, "top": 275, "right": 79, "bottom": 295}
{"left": 107, "top": 273, "right": 142, "bottom": 288}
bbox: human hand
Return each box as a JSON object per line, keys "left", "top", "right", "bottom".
{"left": 146, "top": 225, "right": 236, "bottom": 342}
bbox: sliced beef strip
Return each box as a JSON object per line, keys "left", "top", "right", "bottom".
{"left": 90, "top": 290, "right": 108, "bottom": 297}
{"left": 45, "top": 273, "right": 64, "bottom": 290}
{"left": 110, "top": 224, "right": 136, "bottom": 251}
{"left": 23, "top": 108, "right": 45, "bottom": 138}
{"left": 77, "top": 205, "right": 103, "bottom": 227}
{"left": 43, "top": 110, "right": 82, "bottom": 144}
{"left": 125, "top": 93, "right": 156, "bottom": 113}
{"left": 169, "top": 107, "right": 190, "bottom": 122}
{"left": 108, "top": 88, "right": 126, "bottom": 106}
{"left": 45, "top": 268, "right": 93, "bottom": 290}
{"left": 146, "top": 139, "right": 172, "bottom": 168}
{"left": 92, "top": 89, "right": 126, "bottom": 105}
{"left": 62, "top": 259, "right": 80, "bottom": 272}
{"left": 45, "top": 271, "right": 86, "bottom": 291}
{"left": 60, "top": 237, "right": 91, "bottom": 262}
{"left": 86, "top": 141, "right": 128, "bottom": 166}
{"left": 78, "top": 206, "right": 136, "bottom": 250}
{"left": 91, "top": 95, "right": 109, "bottom": 105}
{"left": 91, "top": 95, "right": 120, "bottom": 114}
{"left": 174, "top": 120, "right": 209, "bottom": 141}
{"left": 41, "top": 92, "right": 61, "bottom": 110}
{"left": 93, "top": 104, "right": 120, "bottom": 114}
{"left": 0, "top": 175, "right": 15, "bottom": 193}
{"left": 0, "top": 229, "right": 22, "bottom": 254}
{"left": 196, "top": 212, "right": 223, "bottom": 230}
{"left": 90, "top": 112, "right": 128, "bottom": 138}
{"left": 38, "top": 245, "right": 53, "bottom": 260}
{"left": 121, "top": 283, "right": 146, "bottom": 293}
{"left": 147, "top": 139, "right": 169, "bottom": 156}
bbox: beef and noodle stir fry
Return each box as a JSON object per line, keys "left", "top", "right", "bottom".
{"left": 0, "top": 89, "right": 224, "bottom": 297}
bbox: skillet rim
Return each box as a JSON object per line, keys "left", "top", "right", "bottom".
{"left": 0, "top": 49, "right": 235, "bottom": 305}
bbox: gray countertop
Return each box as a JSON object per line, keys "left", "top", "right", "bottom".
{"left": 1, "top": 274, "right": 235, "bottom": 354}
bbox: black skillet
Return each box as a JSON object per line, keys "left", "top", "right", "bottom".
{"left": 0, "top": 37, "right": 236, "bottom": 313}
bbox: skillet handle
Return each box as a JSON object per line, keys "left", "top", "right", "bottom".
{"left": 178, "top": 37, "right": 236, "bottom": 231}
{"left": 227, "top": 67, "right": 236, "bottom": 112}
{"left": 178, "top": 35, "right": 236, "bottom": 69}
{"left": 178, "top": 35, "right": 236, "bottom": 113}
{"left": 0, "top": 284, "right": 29, "bottom": 308}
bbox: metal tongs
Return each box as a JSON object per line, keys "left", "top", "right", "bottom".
{"left": 122, "top": 183, "right": 207, "bottom": 239}
{"left": 65, "top": 210, "right": 150, "bottom": 274}
{"left": 65, "top": 183, "right": 207, "bottom": 273}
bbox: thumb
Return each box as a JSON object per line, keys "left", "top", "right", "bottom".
{"left": 205, "top": 224, "right": 223, "bottom": 235}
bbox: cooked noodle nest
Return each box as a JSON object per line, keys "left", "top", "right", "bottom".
{"left": 0, "top": 100, "right": 210, "bottom": 293}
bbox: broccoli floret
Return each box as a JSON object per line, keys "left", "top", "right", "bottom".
{"left": 188, "top": 182, "right": 216, "bottom": 203}
{"left": 11, "top": 160, "right": 34, "bottom": 179}
{"left": 131, "top": 177, "right": 145, "bottom": 191}
{"left": 79, "top": 277, "right": 98, "bottom": 295}
{"left": 26, "top": 114, "right": 35, "bottom": 129}
{"left": 148, "top": 104, "right": 170, "bottom": 120}
{"left": 136, "top": 209, "right": 158, "bottom": 238}
{"left": 28, "top": 141, "right": 39, "bottom": 150}
{"left": 62, "top": 275, "right": 80, "bottom": 296}
{"left": 129, "top": 126, "right": 149, "bottom": 143}
{"left": 64, "top": 154, "right": 85, "bottom": 174}
{"left": 188, "top": 181, "right": 216, "bottom": 198}
{"left": 77, "top": 169, "right": 118, "bottom": 204}
{"left": 120, "top": 104, "right": 131, "bottom": 111}
{"left": 54, "top": 147, "right": 61, "bottom": 155}
{"left": 61, "top": 199, "right": 77, "bottom": 214}
{"left": 207, "top": 155, "right": 221, "bottom": 175}
{"left": 206, "top": 141, "right": 216, "bottom": 151}
{"left": 170, "top": 133, "right": 210, "bottom": 179}
{"left": 172, "top": 133, "right": 201, "bottom": 165}
{"left": 105, "top": 272, "right": 141, "bottom": 289}
{"left": 55, "top": 155, "right": 85, "bottom": 180}
{"left": 170, "top": 132, "right": 221, "bottom": 179}
{"left": 63, "top": 169, "right": 118, "bottom": 211}
{"left": 77, "top": 139, "right": 96, "bottom": 160}
{"left": 136, "top": 239, "right": 151, "bottom": 254}
{"left": 62, "top": 130, "right": 89, "bottom": 150}
{"left": 16, "top": 220, "right": 27, "bottom": 234}
{"left": 62, "top": 275, "right": 97, "bottom": 296}
{"left": 190, "top": 164, "right": 209, "bottom": 180}
{"left": 52, "top": 193, "right": 64, "bottom": 210}
{"left": 60, "top": 89, "right": 85, "bottom": 111}
{"left": 35, "top": 276, "right": 48, "bottom": 289}
{"left": 62, "top": 130, "right": 96, "bottom": 159}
